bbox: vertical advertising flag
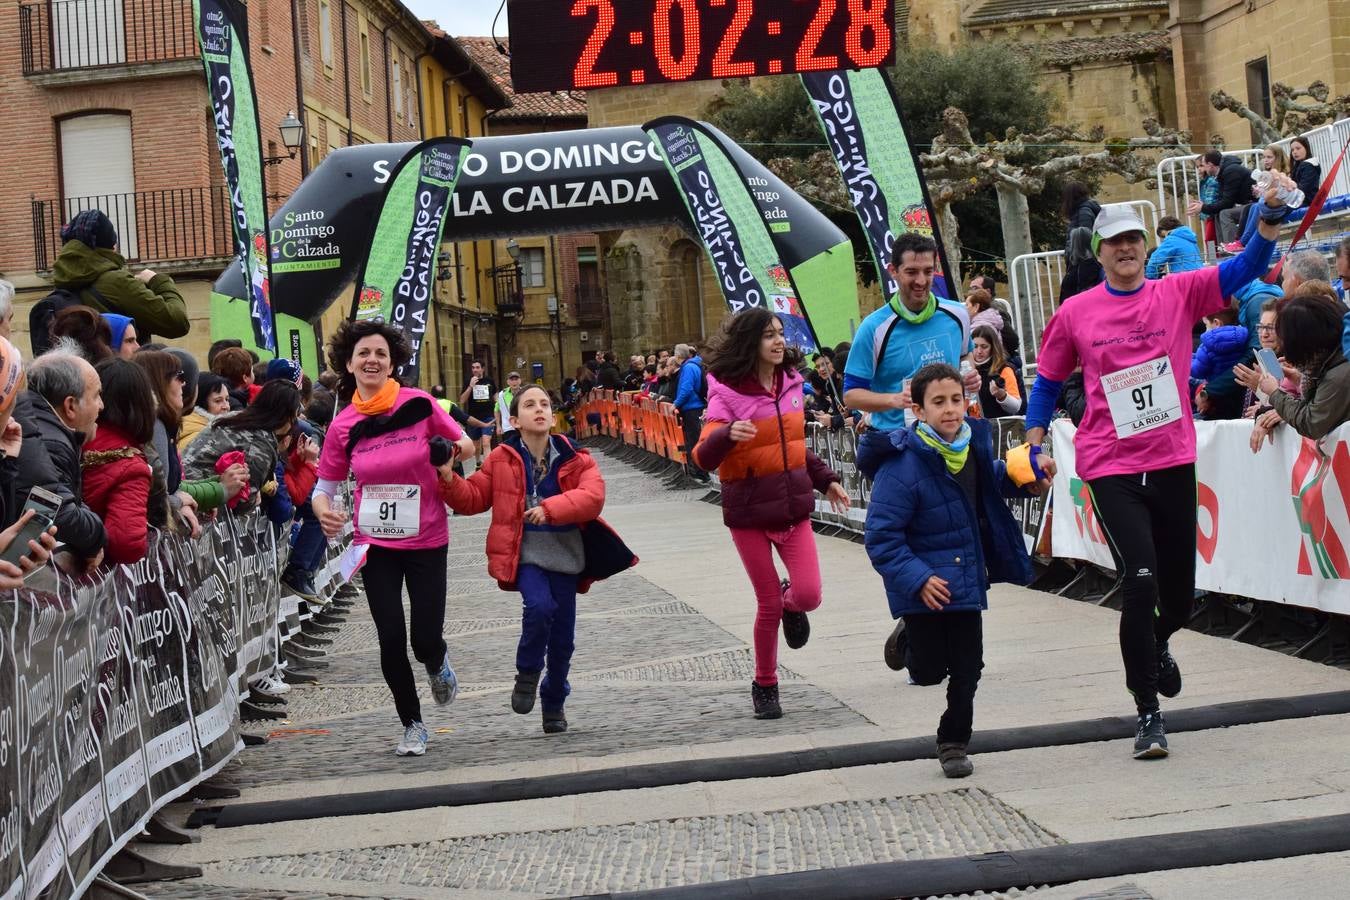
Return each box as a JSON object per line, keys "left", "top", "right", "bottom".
{"left": 802, "top": 68, "right": 954, "bottom": 300}
{"left": 195, "top": 0, "right": 276, "bottom": 353}
{"left": 352, "top": 139, "right": 471, "bottom": 384}
{"left": 646, "top": 118, "right": 819, "bottom": 354}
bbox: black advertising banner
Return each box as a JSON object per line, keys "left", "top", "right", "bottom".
{"left": 213, "top": 125, "right": 854, "bottom": 344}
{"left": 352, "top": 139, "right": 470, "bottom": 383}
{"left": 195, "top": 0, "right": 276, "bottom": 353}
{"left": 0, "top": 508, "right": 350, "bottom": 899}
{"left": 802, "top": 68, "right": 954, "bottom": 300}
{"left": 125, "top": 538, "right": 201, "bottom": 806}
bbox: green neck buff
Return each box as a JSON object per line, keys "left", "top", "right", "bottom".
{"left": 916, "top": 421, "right": 972, "bottom": 475}
{"left": 889, "top": 290, "right": 937, "bottom": 325}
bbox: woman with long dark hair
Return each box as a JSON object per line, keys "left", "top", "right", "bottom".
{"left": 313, "top": 319, "right": 475, "bottom": 758}
{"left": 133, "top": 349, "right": 205, "bottom": 535}
{"left": 182, "top": 380, "right": 302, "bottom": 518}
{"left": 82, "top": 359, "right": 157, "bottom": 562}
{"left": 1246, "top": 285, "right": 1350, "bottom": 444}
{"left": 970, "top": 325, "right": 1023, "bottom": 418}
{"left": 692, "top": 310, "right": 850, "bottom": 720}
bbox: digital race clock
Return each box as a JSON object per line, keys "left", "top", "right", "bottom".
{"left": 506, "top": 0, "right": 895, "bottom": 93}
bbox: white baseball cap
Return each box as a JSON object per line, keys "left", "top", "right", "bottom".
{"left": 1092, "top": 204, "right": 1148, "bottom": 251}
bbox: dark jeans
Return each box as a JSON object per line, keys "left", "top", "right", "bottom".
{"left": 904, "top": 610, "right": 984, "bottom": 745}
{"left": 516, "top": 563, "right": 579, "bottom": 712}
{"left": 1087, "top": 463, "right": 1197, "bottom": 714}
{"left": 362, "top": 544, "right": 449, "bottom": 727}
{"left": 287, "top": 501, "right": 326, "bottom": 575}
{"left": 679, "top": 408, "right": 707, "bottom": 478}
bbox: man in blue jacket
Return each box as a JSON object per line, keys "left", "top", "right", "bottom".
{"left": 861, "top": 363, "right": 1041, "bottom": 779}
{"left": 673, "top": 342, "right": 708, "bottom": 482}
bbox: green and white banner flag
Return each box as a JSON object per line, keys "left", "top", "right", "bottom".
{"left": 802, "top": 68, "right": 953, "bottom": 300}
{"left": 646, "top": 118, "right": 820, "bottom": 353}
{"left": 352, "top": 139, "right": 471, "bottom": 383}
{"left": 195, "top": 0, "right": 276, "bottom": 352}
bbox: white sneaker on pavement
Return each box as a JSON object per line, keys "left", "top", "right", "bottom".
{"left": 396, "top": 721, "right": 429, "bottom": 756}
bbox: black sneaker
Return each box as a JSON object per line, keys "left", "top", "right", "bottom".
{"left": 750, "top": 681, "right": 782, "bottom": 719}
{"left": 937, "top": 741, "right": 974, "bottom": 778}
{"left": 780, "top": 582, "right": 811, "bottom": 649}
{"left": 1157, "top": 643, "right": 1183, "bottom": 698}
{"left": 542, "top": 708, "right": 568, "bottom": 734}
{"left": 511, "top": 670, "right": 541, "bottom": 714}
{"left": 883, "top": 619, "right": 908, "bottom": 672}
{"left": 1133, "top": 711, "right": 1169, "bottom": 759}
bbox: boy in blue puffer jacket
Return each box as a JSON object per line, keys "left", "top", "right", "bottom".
{"left": 861, "top": 363, "right": 1039, "bottom": 780}
{"left": 1146, "top": 216, "right": 1204, "bottom": 279}
{"left": 1190, "top": 306, "right": 1250, "bottom": 420}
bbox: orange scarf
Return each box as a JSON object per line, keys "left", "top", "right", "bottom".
{"left": 351, "top": 379, "right": 399, "bottom": 416}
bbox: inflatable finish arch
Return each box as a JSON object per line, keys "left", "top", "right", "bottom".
{"left": 213, "top": 125, "right": 854, "bottom": 370}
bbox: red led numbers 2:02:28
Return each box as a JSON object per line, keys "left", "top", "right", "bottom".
{"left": 568, "top": 0, "right": 893, "bottom": 90}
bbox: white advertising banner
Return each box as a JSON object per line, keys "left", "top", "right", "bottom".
{"left": 1050, "top": 419, "right": 1350, "bottom": 614}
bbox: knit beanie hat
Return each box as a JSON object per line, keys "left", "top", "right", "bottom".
{"left": 60, "top": 209, "right": 118, "bottom": 250}
{"left": 264, "top": 357, "right": 303, "bottom": 386}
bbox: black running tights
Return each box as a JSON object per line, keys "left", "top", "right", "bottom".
{"left": 1087, "top": 464, "right": 1196, "bottom": 714}
{"left": 362, "top": 544, "right": 449, "bottom": 727}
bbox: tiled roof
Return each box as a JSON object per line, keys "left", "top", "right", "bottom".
{"left": 1017, "top": 30, "right": 1173, "bottom": 66}
{"left": 420, "top": 23, "right": 509, "bottom": 109}
{"left": 457, "top": 36, "right": 588, "bottom": 121}
{"left": 965, "top": 0, "right": 1166, "bottom": 26}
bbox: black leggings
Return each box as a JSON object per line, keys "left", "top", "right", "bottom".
{"left": 362, "top": 544, "right": 449, "bottom": 727}
{"left": 1088, "top": 464, "right": 1196, "bottom": 714}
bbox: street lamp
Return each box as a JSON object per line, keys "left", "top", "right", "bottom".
{"left": 263, "top": 111, "right": 306, "bottom": 167}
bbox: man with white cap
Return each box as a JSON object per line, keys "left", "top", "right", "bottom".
{"left": 1023, "top": 177, "right": 1295, "bottom": 761}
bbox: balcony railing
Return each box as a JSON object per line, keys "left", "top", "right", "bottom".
{"left": 576, "top": 285, "right": 606, "bottom": 327}
{"left": 31, "top": 186, "right": 234, "bottom": 271}
{"left": 20, "top": 0, "right": 199, "bottom": 76}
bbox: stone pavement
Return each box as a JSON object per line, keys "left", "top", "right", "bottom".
{"left": 137, "top": 444, "right": 1350, "bottom": 899}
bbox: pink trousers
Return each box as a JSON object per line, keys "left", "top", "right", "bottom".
{"left": 730, "top": 522, "right": 823, "bottom": 686}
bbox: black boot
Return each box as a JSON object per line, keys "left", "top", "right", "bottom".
{"left": 542, "top": 708, "right": 568, "bottom": 734}
{"left": 750, "top": 681, "right": 782, "bottom": 720}
{"left": 884, "top": 619, "right": 908, "bottom": 671}
{"left": 511, "top": 670, "right": 541, "bottom": 714}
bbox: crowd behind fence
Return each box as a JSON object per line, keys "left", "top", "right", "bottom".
{"left": 573, "top": 391, "right": 1349, "bottom": 619}
{"left": 1, "top": 500, "right": 353, "bottom": 900}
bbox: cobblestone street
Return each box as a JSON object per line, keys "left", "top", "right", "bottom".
{"left": 138, "top": 444, "right": 1350, "bottom": 900}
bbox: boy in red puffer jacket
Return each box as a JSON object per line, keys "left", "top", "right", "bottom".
{"left": 438, "top": 385, "right": 636, "bottom": 734}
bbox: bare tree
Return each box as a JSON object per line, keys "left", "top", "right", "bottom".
{"left": 1211, "top": 81, "right": 1350, "bottom": 143}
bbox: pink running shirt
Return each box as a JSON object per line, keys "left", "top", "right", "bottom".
{"left": 318, "top": 386, "right": 464, "bottom": 550}
{"left": 1036, "top": 267, "right": 1226, "bottom": 482}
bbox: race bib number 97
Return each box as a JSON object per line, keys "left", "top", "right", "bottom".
{"left": 1102, "top": 356, "right": 1182, "bottom": 439}
{"left": 358, "top": 484, "right": 421, "bottom": 538}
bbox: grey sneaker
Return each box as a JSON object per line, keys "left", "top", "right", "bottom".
{"left": 396, "top": 721, "right": 429, "bottom": 757}
{"left": 1133, "top": 711, "right": 1169, "bottom": 759}
{"left": 938, "top": 741, "right": 973, "bottom": 778}
{"left": 429, "top": 651, "right": 459, "bottom": 706}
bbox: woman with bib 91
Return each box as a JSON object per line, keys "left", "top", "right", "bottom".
{"left": 314, "top": 319, "right": 476, "bottom": 758}
{"left": 1024, "top": 180, "right": 1293, "bottom": 761}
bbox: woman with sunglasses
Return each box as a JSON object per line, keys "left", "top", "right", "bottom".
{"left": 133, "top": 349, "right": 202, "bottom": 536}
{"left": 314, "top": 319, "right": 476, "bottom": 758}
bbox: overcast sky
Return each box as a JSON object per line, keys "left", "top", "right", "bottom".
{"left": 402, "top": 0, "right": 508, "bottom": 37}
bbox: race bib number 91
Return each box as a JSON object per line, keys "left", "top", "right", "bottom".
{"left": 358, "top": 484, "right": 421, "bottom": 538}
{"left": 1102, "top": 356, "right": 1182, "bottom": 439}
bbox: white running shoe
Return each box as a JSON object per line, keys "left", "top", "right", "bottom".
{"left": 396, "top": 721, "right": 429, "bottom": 756}
{"left": 428, "top": 651, "right": 459, "bottom": 706}
{"left": 252, "top": 673, "right": 291, "bottom": 695}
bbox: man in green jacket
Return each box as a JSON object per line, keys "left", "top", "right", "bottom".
{"left": 51, "top": 209, "right": 189, "bottom": 343}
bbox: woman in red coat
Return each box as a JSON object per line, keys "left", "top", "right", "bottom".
{"left": 439, "top": 384, "right": 635, "bottom": 735}
{"left": 82, "top": 358, "right": 157, "bottom": 564}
